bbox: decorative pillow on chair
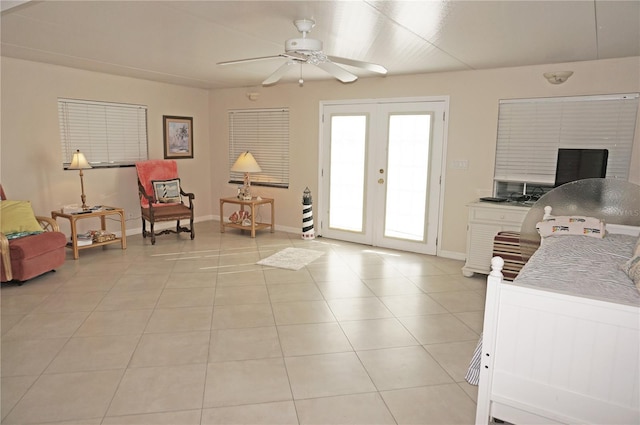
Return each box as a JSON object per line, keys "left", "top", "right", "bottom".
{"left": 151, "top": 178, "right": 182, "bottom": 204}
{"left": 0, "top": 200, "right": 43, "bottom": 237}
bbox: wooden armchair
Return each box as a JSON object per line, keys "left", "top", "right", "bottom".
{"left": 1, "top": 185, "right": 67, "bottom": 283}
{"left": 135, "top": 160, "right": 195, "bottom": 245}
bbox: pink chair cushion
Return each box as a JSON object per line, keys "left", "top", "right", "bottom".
{"left": 1, "top": 232, "right": 67, "bottom": 282}
{"left": 135, "top": 160, "right": 179, "bottom": 207}
{"left": 8, "top": 232, "right": 67, "bottom": 260}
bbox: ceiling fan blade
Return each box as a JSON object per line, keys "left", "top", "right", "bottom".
{"left": 217, "top": 55, "right": 286, "bottom": 66}
{"left": 218, "top": 53, "right": 307, "bottom": 66}
{"left": 315, "top": 60, "right": 358, "bottom": 83}
{"left": 327, "top": 56, "right": 388, "bottom": 75}
{"left": 262, "top": 61, "right": 296, "bottom": 85}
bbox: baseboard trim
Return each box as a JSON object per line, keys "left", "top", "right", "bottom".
{"left": 120, "top": 217, "right": 467, "bottom": 259}
{"left": 437, "top": 249, "right": 465, "bottom": 261}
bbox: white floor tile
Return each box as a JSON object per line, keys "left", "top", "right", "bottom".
{"left": 285, "top": 352, "right": 376, "bottom": 399}
{"left": 204, "top": 358, "right": 292, "bottom": 407}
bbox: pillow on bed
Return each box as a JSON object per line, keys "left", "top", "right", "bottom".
{"left": 621, "top": 255, "right": 640, "bottom": 289}
{"left": 621, "top": 236, "right": 640, "bottom": 290}
{"left": 536, "top": 215, "right": 605, "bottom": 238}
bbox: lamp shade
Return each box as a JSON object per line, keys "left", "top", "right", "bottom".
{"left": 231, "top": 151, "right": 261, "bottom": 173}
{"left": 68, "top": 150, "right": 92, "bottom": 170}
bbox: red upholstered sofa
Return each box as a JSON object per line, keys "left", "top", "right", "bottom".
{"left": 0, "top": 185, "right": 67, "bottom": 284}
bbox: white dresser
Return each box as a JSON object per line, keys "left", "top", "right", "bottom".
{"left": 462, "top": 201, "right": 530, "bottom": 277}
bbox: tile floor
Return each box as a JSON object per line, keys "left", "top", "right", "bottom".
{"left": 1, "top": 221, "right": 487, "bottom": 424}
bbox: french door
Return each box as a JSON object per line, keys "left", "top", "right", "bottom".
{"left": 319, "top": 98, "right": 447, "bottom": 255}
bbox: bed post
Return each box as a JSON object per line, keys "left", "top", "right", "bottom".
{"left": 475, "top": 256, "right": 504, "bottom": 425}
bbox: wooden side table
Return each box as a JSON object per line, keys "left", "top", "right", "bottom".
{"left": 51, "top": 207, "right": 127, "bottom": 259}
{"left": 220, "top": 197, "right": 275, "bottom": 238}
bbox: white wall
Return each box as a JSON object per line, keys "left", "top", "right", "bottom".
{"left": 1, "top": 57, "right": 211, "bottom": 236}
{"left": 208, "top": 56, "right": 640, "bottom": 257}
{"left": 1, "top": 56, "right": 638, "bottom": 257}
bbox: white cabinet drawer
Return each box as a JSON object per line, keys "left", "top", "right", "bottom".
{"left": 471, "top": 206, "right": 528, "bottom": 224}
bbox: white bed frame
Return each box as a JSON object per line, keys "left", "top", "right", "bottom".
{"left": 476, "top": 223, "right": 640, "bottom": 425}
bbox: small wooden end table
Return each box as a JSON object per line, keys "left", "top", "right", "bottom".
{"left": 220, "top": 197, "right": 275, "bottom": 238}
{"left": 51, "top": 207, "right": 127, "bottom": 259}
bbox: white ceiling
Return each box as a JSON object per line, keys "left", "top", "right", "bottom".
{"left": 1, "top": 1, "right": 639, "bottom": 89}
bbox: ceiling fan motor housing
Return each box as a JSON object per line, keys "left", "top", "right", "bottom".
{"left": 285, "top": 37, "right": 323, "bottom": 53}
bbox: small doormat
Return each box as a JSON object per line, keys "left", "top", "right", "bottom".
{"left": 256, "top": 247, "right": 324, "bottom": 271}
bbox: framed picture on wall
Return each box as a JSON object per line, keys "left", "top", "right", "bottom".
{"left": 163, "top": 115, "right": 193, "bottom": 159}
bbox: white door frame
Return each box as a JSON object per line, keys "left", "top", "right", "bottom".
{"left": 317, "top": 96, "right": 450, "bottom": 256}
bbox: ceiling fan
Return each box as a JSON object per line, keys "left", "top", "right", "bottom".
{"left": 217, "top": 19, "right": 388, "bottom": 86}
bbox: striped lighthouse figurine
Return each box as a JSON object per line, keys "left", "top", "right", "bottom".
{"left": 302, "top": 187, "right": 315, "bottom": 240}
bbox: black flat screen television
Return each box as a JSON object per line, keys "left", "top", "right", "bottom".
{"left": 554, "top": 148, "right": 608, "bottom": 187}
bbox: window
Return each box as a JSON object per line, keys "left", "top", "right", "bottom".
{"left": 228, "top": 108, "right": 289, "bottom": 188}
{"left": 58, "top": 98, "right": 148, "bottom": 168}
{"left": 494, "top": 93, "right": 639, "bottom": 196}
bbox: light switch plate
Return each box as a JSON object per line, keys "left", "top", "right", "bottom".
{"left": 451, "top": 159, "right": 469, "bottom": 169}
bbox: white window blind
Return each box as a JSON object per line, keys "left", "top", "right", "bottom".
{"left": 228, "top": 108, "right": 289, "bottom": 188}
{"left": 59, "top": 98, "right": 148, "bottom": 167}
{"left": 494, "top": 93, "right": 639, "bottom": 185}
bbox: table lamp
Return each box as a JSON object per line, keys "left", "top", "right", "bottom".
{"left": 67, "top": 149, "right": 92, "bottom": 210}
{"left": 231, "top": 151, "right": 261, "bottom": 200}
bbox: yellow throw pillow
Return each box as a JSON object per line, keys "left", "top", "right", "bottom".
{"left": 0, "top": 200, "right": 43, "bottom": 234}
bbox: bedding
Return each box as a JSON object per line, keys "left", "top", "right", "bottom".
{"left": 514, "top": 233, "right": 639, "bottom": 306}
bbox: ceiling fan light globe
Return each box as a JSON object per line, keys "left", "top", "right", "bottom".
{"left": 294, "top": 19, "right": 315, "bottom": 34}
{"left": 543, "top": 71, "right": 573, "bottom": 84}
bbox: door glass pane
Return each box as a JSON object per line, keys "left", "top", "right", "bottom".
{"left": 385, "top": 113, "right": 432, "bottom": 241}
{"left": 329, "top": 115, "right": 367, "bottom": 232}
